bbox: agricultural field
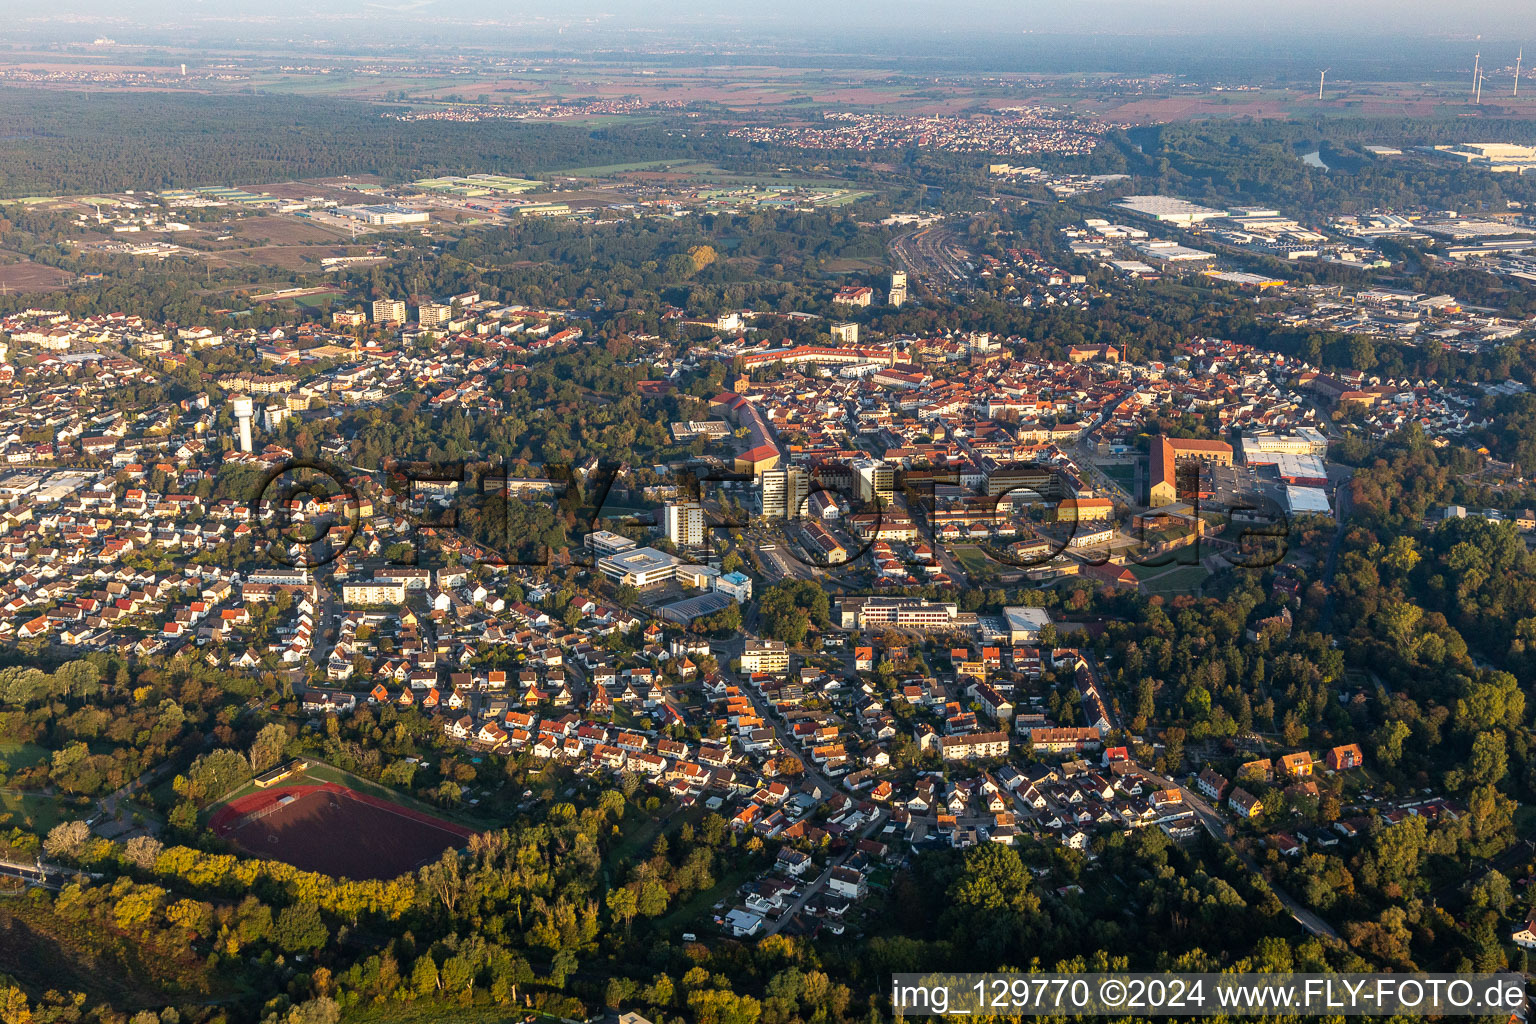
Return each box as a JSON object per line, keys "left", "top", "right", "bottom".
{"left": 224, "top": 215, "right": 350, "bottom": 245}
{"left": 550, "top": 159, "right": 688, "bottom": 177}
{"left": 0, "top": 259, "right": 73, "bottom": 293}
{"left": 201, "top": 244, "right": 360, "bottom": 271}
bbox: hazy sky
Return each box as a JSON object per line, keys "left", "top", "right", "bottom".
{"left": 6, "top": 0, "right": 1533, "bottom": 50}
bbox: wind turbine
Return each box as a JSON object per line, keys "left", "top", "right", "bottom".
{"left": 1516, "top": 47, "right": 1524, "bottom": 97}
{"left": 1473, "top": 51, "right": 1481, "bottom": 101}
{"left": 1318, "top": 69, "right": 1328, "bottom": 101}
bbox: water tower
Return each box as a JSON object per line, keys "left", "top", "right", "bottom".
{"left": 231, "top": 394, "right": 255, "bottom": 453}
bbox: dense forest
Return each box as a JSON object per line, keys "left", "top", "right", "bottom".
{"left": 1115, "top": 118, "right": 1536, "bottom": 217}
{"left": 0, "top": 90, "right": 742, "bottom": 199}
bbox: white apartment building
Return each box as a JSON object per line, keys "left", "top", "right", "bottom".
{"left": 663, "top": 502, "right": 704, "bottom": 547}
{"left": 371, "top": 299, "right": 406, "bottom": 325}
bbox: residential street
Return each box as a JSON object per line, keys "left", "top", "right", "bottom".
{"left": 1144, "top": 767, "right": 1341, "bottom": 942}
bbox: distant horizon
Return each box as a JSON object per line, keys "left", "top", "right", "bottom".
{"left": 4, "top": 0, "right": 1532, "bottom": 50}
{"left": 0, "top": 25, "right": 1525, "bottom": 84}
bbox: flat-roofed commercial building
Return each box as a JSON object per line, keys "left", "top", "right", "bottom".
{"left": 715, "top": 571, "right": 753, "bottom": 602}
{"left": 837, "top": 597, "right": 958, "bottom": 630}
{"left": 338, "top": 204, "right": 430, "bottom": 226}
{"left": 585, "top": 529, "right": 637, "bottom": 557}
{"left": 1134, "top": 240, "right": 1217, "bottom": 263}
{"left": 1284, "top": 485, "right": 1332, "bottom": 516}
{"left": 1002, "top": 606, "right": 1052, "bottom": 645}
{"left": 597, "top": 546, "right": 682, "bottom": 587}
{"left": 1116, "top": 195, "right": 1226, "bottom": 224}
{"left": 1430, "top": 142, "right": 1536, "bottom": 173}
{"left": 675, "top": 563, "right": 718, "bottom": 590}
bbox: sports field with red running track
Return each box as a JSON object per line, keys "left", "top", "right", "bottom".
{"left": 209, "top": 782, "right": 474, "bottom": 880}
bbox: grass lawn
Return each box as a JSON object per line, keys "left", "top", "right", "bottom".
{"left": 1137, "top": 565, "right": 1211, "bottom": 594}
{"left": 816, "top": 191, "right": 874, "bottom": 206}
{"left": 292, "top": 290, "right": 345, "bottom": 309}
{"left": 606, "top": 802, "right": 699, "bottom": 866}
{"left": 0, "top": 790, "right": 78, "bottom": 833}
{"left": 691, "top": 169, "right": 854, "bottom": 188}
{"left": 1128, "top": 555, "right": 1200, "bottom": 581}
{"left": 951, "top": 545, "right": 990, "bottom": 575}
{"left": 296, "top": 760, "right": 507, "bottom": 829}
{"left": 586, "top": 502, "right": 650, "bottom": 522}
{"left": 606, "top": 812, "right": 659, "bottom": 867}
{"left": 342, "top": 1001, "right": 566, "bottom": 1024}
{"left": 648, "top": 860, "right": 760, "bottom": 936}
{"left": 0, "top": 743, "right": 49, "bottom": 772}
{"left": 551, "top": 158, "right": 691, "bottom": 176}
{"left": 1098, "top": 463, "right": 1135, "bottom": 488}
{"left": 610, "top": 705, "right": 648, "bottom": 730}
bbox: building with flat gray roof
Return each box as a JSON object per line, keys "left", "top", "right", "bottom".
{"left": 585, "top": 530, "right": 637, "bottom": 556}
{"left": 597, "top": 546, "right": 683, "bottom": 587}
{"left": 1116, "top": 195, "right": 1226, "bottom": 224}
{"left": 1002, "top": 606, "right": 1053, "bottom": 644}
{"left": 336, "top": 204, "right": 430, "bottom": 226}
{"left": 1430, "top": 143, "right": 1536, "bottom": 173}
{"left": 1284, "top": 485, "right": 1332, "bottom": 516}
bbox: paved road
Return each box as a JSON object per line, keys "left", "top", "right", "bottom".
{"left": 93, "top": 757, "right": 179, "bottom": 840}
{"left": 707, "top": 625, "right": 894, "bottom": 935}
{"left": 933, "top": 540, "right": 972, "bottom": 588}
{"left": 1318, "top": 480, "right": 1354, "bottom": 632}
{"left": 0, "top": 857, "right": 71, "bottom": 891}
{"left": 765, "top": 810, "right": 887, "bottom": 936}
{"left": 710, "top": 614, "right": 860, "bottom": 803}
{"left": 714, "top": 637, "right": 842, "bottom": 798}
{"left": 1144, "top": 769, "right": 1341, "bottom": 942}
{"left": 1075, "top": 454, "right": 1135, "bottom": 505}
{"left": 310, "top": 575, "right": 340, "bottom": 671}
{"left": 1077, "top": 651, "right": 1122, "bottom": 731}
{"left": 755, "top": 531, "right": 818, "bottom": 582}
{"left": 1067, "top": 390, "right": 1140, "bottom": 507}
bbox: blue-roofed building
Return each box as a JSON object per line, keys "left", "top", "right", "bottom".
{"left": 715, "top": 571, "right": 753, "bottom": 602}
